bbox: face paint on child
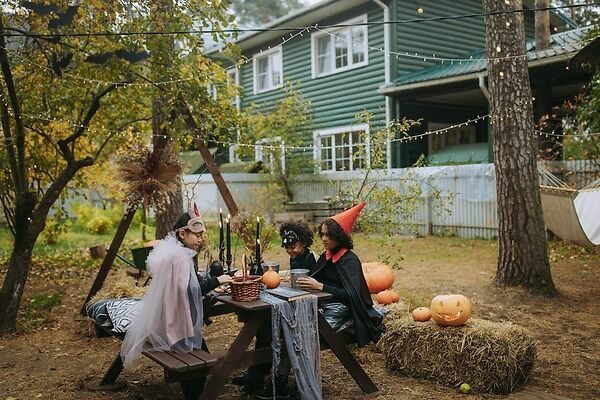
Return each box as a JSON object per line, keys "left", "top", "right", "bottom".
{"left": 284, "top": 241, "right": 307, "bottom": 259}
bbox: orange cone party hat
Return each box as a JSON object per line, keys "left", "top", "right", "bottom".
{"left": 330, "top": 202, "right": 366, "bottom": 235}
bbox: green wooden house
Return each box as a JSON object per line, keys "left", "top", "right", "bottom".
{"left": 210, "top": 0, "right": 589, "bottom": 172}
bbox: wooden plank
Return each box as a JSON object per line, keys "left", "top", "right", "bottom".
{"left": 190, "top": 349, "right": 218, "bottom": 367}
{"left": 317, "top": 313, "right": 378, "bottom": 394}
{"left": 143, "top": 351, "right": 188, "bottom": 371}
{"left": 99, "top": 353, "right": 124, "bottom": 385}
{"left": 81, "top": 208, "right": 137, "bottom": 314}
{"left": 199, "top": 311, "right": 269, "bottom": 400}
{"left": 166, "top": 351, "right": 206, "bottom": 369}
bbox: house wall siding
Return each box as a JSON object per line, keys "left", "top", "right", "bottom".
{"left": 394, "top": 0, "right": 537, "bottom": 77}
{"left": 238, "top": 3, "right": 387, "bottom": 140}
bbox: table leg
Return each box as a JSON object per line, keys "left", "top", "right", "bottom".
{"left": 317, "top": 314, "right": 378, "bottom": 394}
{"left": 198, "top": 310, "right": 268, "bottom": 400}
{"left": 100, "top": 353, "right": 124, "bottom": 385}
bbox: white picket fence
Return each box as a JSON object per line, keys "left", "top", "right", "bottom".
{"left": 183, "top": 160, "right": 598, "bottom": 239}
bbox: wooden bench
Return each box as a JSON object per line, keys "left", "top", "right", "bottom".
{"left": 88, "top": 299, "right": 234, "bottom": 400}
{"left": 143, "top": 348, "right": 218, "bottom": 383}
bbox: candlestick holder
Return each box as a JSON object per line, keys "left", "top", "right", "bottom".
{"left": 248, "top": 260, "right": 263, "bottom": 276}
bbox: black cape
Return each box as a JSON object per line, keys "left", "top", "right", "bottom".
{"left": 310, "top": 250, "right": 385, "bottom": 346}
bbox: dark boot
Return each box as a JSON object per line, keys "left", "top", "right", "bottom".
{"left": 255, "top": 376, "right": 290, "bottom": 400}
{"left": 231, "top": 367, "right": 266, "bottom": 393}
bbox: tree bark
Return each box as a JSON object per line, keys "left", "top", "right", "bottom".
{"left": 152, "top": 97, "right": 184, "bottom": 239}
{"left": 484, "top": 0, "right": 557, "bottom": 296}
{"left": 151, "top": 0, "right": 183, "bottom": 239}
{"left": 535, "top": 0, "right": 550, "bottom": 50}
{"left": 0, "top": 160, "right": 91, "bottom": 332}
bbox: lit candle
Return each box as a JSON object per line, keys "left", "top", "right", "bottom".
{"left": 242, "top": 254, "right": 247, "bottom": 282}
{"left": 218, "top": 208, "right": 224, "bottom": 263}
{"left": 255, "top": 216, "right": 260, "bottom": 267}
{"left": 226, "top": 215, "right": 231, "bottom": 273}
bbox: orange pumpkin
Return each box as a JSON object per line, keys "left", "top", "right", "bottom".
{"left": 430, "top": 294, "right": 472, "bottom": 327}
{"left": 362, "top": 262, "right": 395, "bottom": 294}
{"left": 262, "top": 267, "right": 281, "bottom": 289}
{"left": 412, "top": 307, "right": 432, "bottom": 322}
{"left": 375, "top": 289, "right": 400, "bottom": 305}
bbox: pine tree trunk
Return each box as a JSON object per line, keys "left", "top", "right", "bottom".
{"left": 484, "top": 0, "right": 557, "bottom": 296}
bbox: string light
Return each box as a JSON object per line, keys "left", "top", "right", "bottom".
{"left": 3, "top": 2, "right": 596, "bottom": 38}
{"left": 2, "top": 24, "right": 591, "bottom": 93}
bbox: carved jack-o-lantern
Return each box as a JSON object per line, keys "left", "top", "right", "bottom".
{"left": 430, "top": 294, "right": 472, "bottom": 327}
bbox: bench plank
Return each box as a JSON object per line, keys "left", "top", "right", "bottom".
{"left": 166, "top": 351, "right": 207, "bottom": 369}
{"left": 143, "top": 348, "right": 217, "bottom": 373}
{"left": 143, "top": 351, "right": 188, "bottom": 371}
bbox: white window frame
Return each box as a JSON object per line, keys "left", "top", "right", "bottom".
{"left": 207, "top": 83, "right": 217, "bottom": 100}
{"left": 310, "top": 15, "right": 369, "bottom": 79}
{"left": 313, "top": 124, "right": 370, "bottom": 173}
{"left": 226, "top": 67, "right": 240, "bottom": 110}
{"left": 255, "top": 136, "right": 285, "bottom": 172}
{"left": 252, "top": 47, "right": 283, "bottom": 94}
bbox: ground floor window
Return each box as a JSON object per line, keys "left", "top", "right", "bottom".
{"left": 314, "top": 124, "right": 369, "bottom": 172}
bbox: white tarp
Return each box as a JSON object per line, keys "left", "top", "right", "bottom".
{"left": 574, "top": 190, "right": 600, "bottom": 245}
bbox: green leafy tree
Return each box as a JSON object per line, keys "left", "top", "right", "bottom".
{"left": 551, "top": 0, "right": 599, "bottom": 26}
{"left": 0, "top": 0, "right": 239, "bottom": 333}
{"left": 328, "top": 111, "right": 452, "bottom": 268}
{"left": 238, "top": 84, "right": 314, "bottom": 203}
{"left": 230, "top": 0, "right": 305, "bottom": 27}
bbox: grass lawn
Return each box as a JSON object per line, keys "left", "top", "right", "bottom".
{"left": 0, "top": 225, "right": 598, "bottom": 399}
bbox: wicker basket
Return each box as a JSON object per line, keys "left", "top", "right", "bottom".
{"left": 229, "top": 275, "right": 263, "bottom": 302}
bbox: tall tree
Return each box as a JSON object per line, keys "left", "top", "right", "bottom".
{"left": 551, "top": 0, "right": 600, "bottom": 26}
{"left": 483, "top": 0, "right": 557, "bottom": 295}
{"left": 150, "top": 0, "right": 183, "bottom": 239}
{"left": 230, "top": 0, "right": 305, "bottom": 27}
{"left": 0, "top": 0, "right": 238, "bottom": 333}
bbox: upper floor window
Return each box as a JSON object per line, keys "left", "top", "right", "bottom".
{"left": 253, "top": 47, "right": 283, "bottom": 94}
{"left": 227, "top": 67, "right": 240, "bottom": 109}
{"left": 311, "top": 15, "right": 368, "bottom": 78}
{"left": 314, "top": 124, "right": 370, "bottom": 172}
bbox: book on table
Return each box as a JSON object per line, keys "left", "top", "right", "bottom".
{"left": 265, "top": 286, "right": 310, "bottom": 301}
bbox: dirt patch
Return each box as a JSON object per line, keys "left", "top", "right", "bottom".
{"left": 1, "top": 236, "right": 599, "bottom": 399}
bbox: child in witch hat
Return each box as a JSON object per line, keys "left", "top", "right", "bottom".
{"left": 296, "top": 202, "right": 386, "bottom": 346}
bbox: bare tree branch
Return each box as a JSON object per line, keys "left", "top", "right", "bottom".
{"left": 0, "top": 192, "right": 15, "bottom": 236}
{"left": 0, "top": 15, "right": 27, "bottom": 193}
{"left": 57, "top": 83, "right": 120, "bottom": 161}
{"left": 0, "top": 88, "right": 20, "bottom": 189}
{"left": 30, "top": 156, "right": 94, "bottom": 235}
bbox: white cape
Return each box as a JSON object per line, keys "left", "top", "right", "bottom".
{"left": 120, "top": 233, "right": 204, "bottom": 369}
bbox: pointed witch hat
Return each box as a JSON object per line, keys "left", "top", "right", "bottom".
{"left": 330, "top": 202, "right": 366, "bottom": 235}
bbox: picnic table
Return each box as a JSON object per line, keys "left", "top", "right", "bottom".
{"left": 94, "top": 289, "right": 379, "bottom": 399}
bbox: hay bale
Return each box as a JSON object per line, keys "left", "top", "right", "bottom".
{"left": 90, "top": 269, "right": 146, "bottom": 302}
{"left": 380, "top": 316, "right": 536, "bottom": 394}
